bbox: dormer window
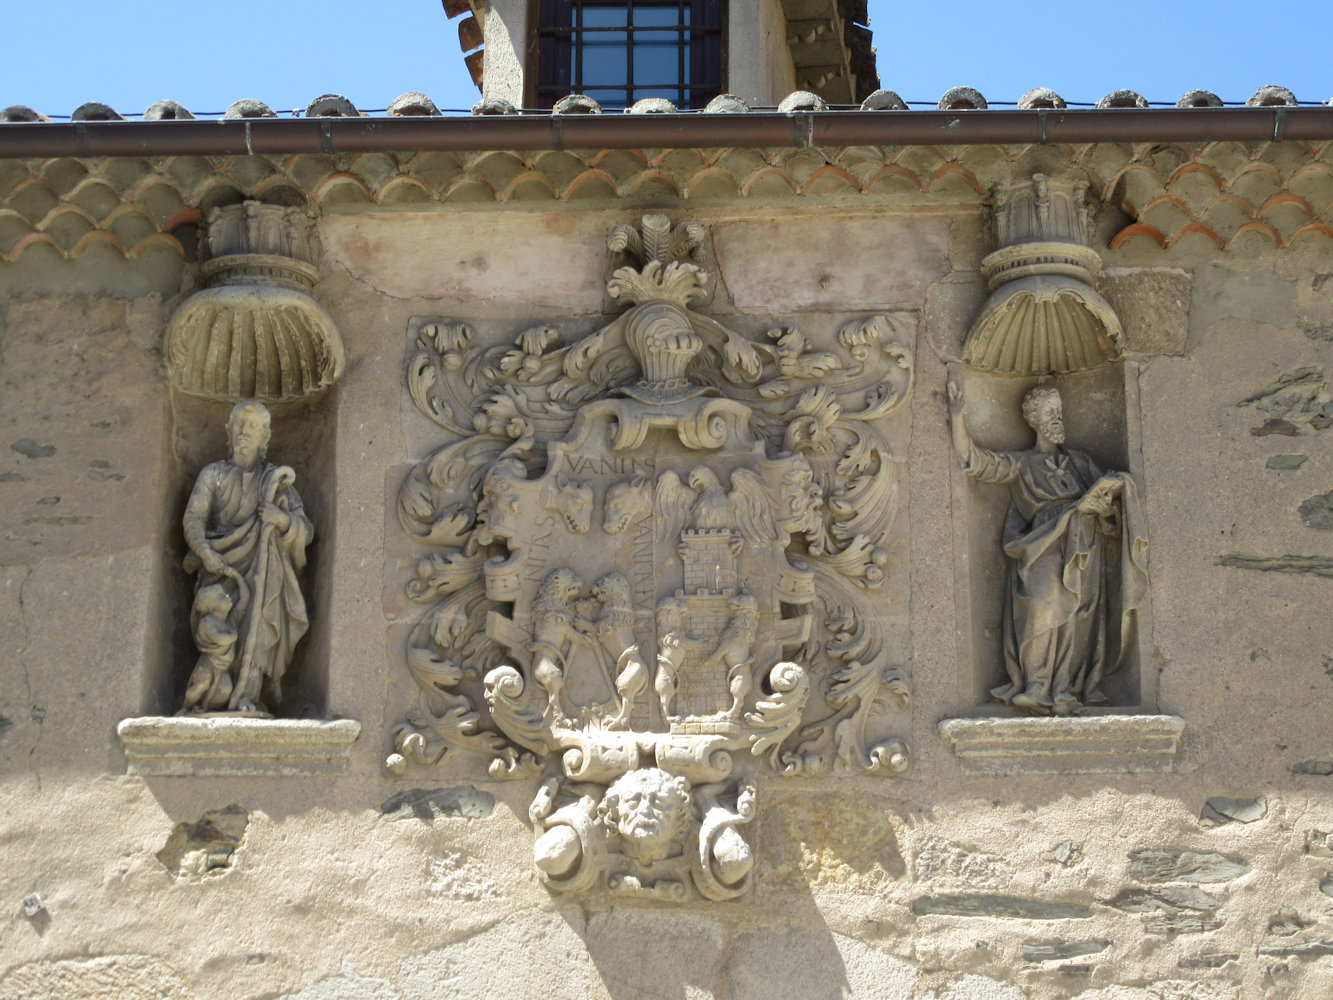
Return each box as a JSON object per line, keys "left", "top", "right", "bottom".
{"left": 535, "top": 0, "right": 723, "bottom": 110}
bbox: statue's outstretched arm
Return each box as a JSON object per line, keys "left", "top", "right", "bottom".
{"left": 946, "top": 367, "right": 1021, "bottom": 484}
{"left": 946, "top": 369, "right": 972, "bottom": 467}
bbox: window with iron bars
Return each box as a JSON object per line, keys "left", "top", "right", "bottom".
{"left": 535, "top": 0, "right": 723, "bottom": 110}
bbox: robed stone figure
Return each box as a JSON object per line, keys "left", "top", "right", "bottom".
{"left": 948, "top": 375, "right": 1148, "bottom": 715}
{"left": 182, "top": 401, "right": 313, "bottom": 714}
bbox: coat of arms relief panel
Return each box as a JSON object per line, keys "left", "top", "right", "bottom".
{"left": 388, "top": 215, "right": 915, "bottom": 902}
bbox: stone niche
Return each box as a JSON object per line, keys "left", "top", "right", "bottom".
{"left": 119, "top": 200, "right": 353, "bottom": 775}
{"left": 952, "top": 362, "right": 1139, "bottom": 709}
{"left": 159, "top": 393, "right": 336, "bottom": 717}
{"left": 941, "top": 173, "right": 1180, "bottom": 773}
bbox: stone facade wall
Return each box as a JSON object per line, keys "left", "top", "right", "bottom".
{"left": 2, "top": 141, "right": 1332, "bottom": 1000}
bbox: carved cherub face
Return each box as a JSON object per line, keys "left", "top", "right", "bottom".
{"left": 227, "top": 401, "right": 272, "bottom": 467}
{"left": 783, "top": 461, "right": 820, "bottom": 510}
{"left": 599, "top": 768, "right": 692, "bottom": 864}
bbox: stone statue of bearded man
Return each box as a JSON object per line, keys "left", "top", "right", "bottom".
{"left": 948, "top": 374, "right": 1149, "bottom": 716}
{"left": 182, "top": 401, "right": 313, "bottom": 714}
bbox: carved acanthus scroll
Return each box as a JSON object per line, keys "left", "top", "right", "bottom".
{"left": 389, "top": 214, "right": 915, "bottom": 899}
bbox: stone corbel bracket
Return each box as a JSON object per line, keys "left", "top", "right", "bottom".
{"left": 164, "top": 201, "right": 345, "bottom": 402}
{"left": 963, "top": 173, "right": 1124, "bottom": 376}
{"left": 937, "top": 715, "right": 1184, "bottom": 774}
{"left": 117, "top": 716, "right": 361, "bottom": 776}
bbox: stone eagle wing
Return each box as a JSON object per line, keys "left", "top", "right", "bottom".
{"left": 727, "top": 469, "right": 777, "bottom": 546}
{"left": 654, "top": 470, "right": 694, "bottom": 549}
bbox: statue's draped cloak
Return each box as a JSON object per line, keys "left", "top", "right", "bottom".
{"left": 184, "top": 460, "right": 313, "bottom": 703}
{"left": 964, "top": 444, "right": 1149, "bottom": 712}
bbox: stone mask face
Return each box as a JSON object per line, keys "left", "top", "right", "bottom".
{"left": 605, "top": 770, "right": 690, "bottom": 863}
{"left": 618, "top": 790, "right": 679, "bottom": 854}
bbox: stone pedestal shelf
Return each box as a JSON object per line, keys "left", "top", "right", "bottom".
{"left": 117, "top": 717, "right": 362, "bottom": 776}
{"left": 937, "top": 714, "right": 1184, "bottom": 774}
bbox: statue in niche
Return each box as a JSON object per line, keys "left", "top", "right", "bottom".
{"left": 182, "top": 401, "right": 313, "bottom": 714}
{"left": 947, "top": 372, "right": 1149, "bottom": 715}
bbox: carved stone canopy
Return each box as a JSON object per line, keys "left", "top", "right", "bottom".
{"left": 164, "top": 201, "right": 345, "bottom": 402}
{"left": 965, "top": 249, "right": 1124, "bottom": 375}
{"left": 963, "top": 174, "right": 1125, "bottom": 376}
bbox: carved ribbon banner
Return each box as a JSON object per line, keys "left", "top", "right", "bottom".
{"left": 388, "top": 215, "right": 915, "bottom": 900}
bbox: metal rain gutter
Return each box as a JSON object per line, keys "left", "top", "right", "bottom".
{"left": 1, "top": 108, "right": 1332, "bottom": 158}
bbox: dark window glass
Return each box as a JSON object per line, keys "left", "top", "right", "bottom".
{"left": 536, "top": 0, "right": 722, "bottom": 110}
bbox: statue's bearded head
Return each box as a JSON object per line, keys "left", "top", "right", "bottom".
{"left": 227, "top": 401, "right": 272, "bottom": 467}
{"left": 599, "top": 768, "right": 692, "bottom": 864}
{"left": 1022, "top": 385, "right": 1065, "bottom": 445}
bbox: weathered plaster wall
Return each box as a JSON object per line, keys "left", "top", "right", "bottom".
{"left": 2, "top": 148, "right": 1333, "bottom": 1000}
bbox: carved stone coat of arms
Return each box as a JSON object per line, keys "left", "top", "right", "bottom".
{"left": 389, "top": 216, "right": 915, "bottom": 902}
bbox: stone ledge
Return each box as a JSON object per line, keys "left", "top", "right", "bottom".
{"left": 117, "top": 716, "right": 361, "bottom": 776}
{"left": 937, "top": 715, "right": 1184, "bottom": 774}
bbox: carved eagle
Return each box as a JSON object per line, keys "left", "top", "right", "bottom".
{"left": 654, "top": 466, "right": 777, "bottom": 548}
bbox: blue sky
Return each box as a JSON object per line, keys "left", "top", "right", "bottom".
{"left": 3, "top": 0, "right": 1329, "bottom": 118}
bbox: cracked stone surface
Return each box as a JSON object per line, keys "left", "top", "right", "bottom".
{"left": 156, "top": 805, "right": 248, "bottom": 880}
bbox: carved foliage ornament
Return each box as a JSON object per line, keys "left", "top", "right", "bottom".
{"left": 390, "top": 215, "right": 914, "bottom": 901}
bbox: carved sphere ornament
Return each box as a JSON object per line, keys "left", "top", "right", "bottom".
{"left": 390, "top": 214, "right": 917, "bottom": 901}
{"left": 164, "top": 202, "right": 345, "bottom": 402}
